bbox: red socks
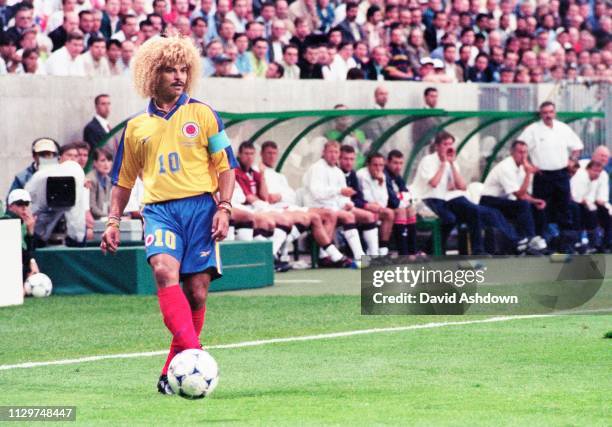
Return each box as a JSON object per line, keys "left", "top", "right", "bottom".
{"left": 159, "top": 285, "right": 206, "bottom": 375}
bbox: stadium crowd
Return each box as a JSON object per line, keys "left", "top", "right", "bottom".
{"left": 0, "top": 0, "right": 610, "bottom": 82}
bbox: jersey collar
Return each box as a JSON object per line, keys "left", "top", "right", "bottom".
{"left": 147, "top": 92, "right": 190, "bottom": 120}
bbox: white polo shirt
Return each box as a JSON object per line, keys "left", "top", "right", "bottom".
{"left": 356, "top": 167, "right": 388, "bottom": 207}
{"left": 571, "top": 168, "right": 599, "bottom": 206}
{"left": 517, "top": 119, "right": 583, "bottom": 171}
{"left": 413, "top": 153, "right": 465, "bottom": 201}
{"left": 481, "top": 156, "right": 527, "bottom": 199}
{"left": 578, "top": 159, "right": 609, "bottom": 202}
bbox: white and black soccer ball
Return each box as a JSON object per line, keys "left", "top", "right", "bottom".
{"left": 24, "top": 273, "right": 53, "bottom": 298}
{"left": 168, "top": 349, "right": 219, "bottom": 399}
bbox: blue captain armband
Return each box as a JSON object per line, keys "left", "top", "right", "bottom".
{"left": 208, "top": 130, "right": 231, "bottom": 154}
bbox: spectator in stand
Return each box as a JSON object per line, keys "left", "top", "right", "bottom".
{"left": 337, "top": 2, "right": 364, "bottom": 44}
{"left": 466, "top": 52, "right": 494, "bottom": 82}
{"left": 265, "top": 61, "right": 284, "bottom": 78}
{"left": 249, "top": 37, "right": 269, "bottom": 77}
{"left": 106, "top": 39, "right": 124, "bottom": 75}
{"left": 111, "top": 14, "right": 139, "bottom": 43}
{"left": 280, "top": 43, "right": 300, "bottom": 79}
{"left": 78, "top": 10, "right": 97, "bottom": 48}
{"left": 87, "top": 148, "right": 113, "bottom": 220}
{"left": 45, "top": 31, "right": 86, "bottom": 76}
{"left": 218, "top": 19, "right": 236, "bottom": 48}
{"left": 119, "top": 40, "right": 135, "bottom": 72}
{"left": 406, "top": 27, "right": 429, "bottom": 72}
{"left": 325, "top": 41, "right": 356, "bottom": 80}
{"left": 257, "top": 2, "right": 277, "bottom": 38}
{"left": 299, "top": 44, "right": 323, "bottom": 78}
{"left": 190, "top": 17, "right": 209, "bottom": 54}
{"left": 81, "top": 36, "right": 111, "bottom": 77}
{"left": 7, "top": 138, "right": 60, "bottom": 198}
{"left": 84, "top": 94, "right": 112, "bottom": 152}
{"left": 441, "top": 43, "right": 463, "bottom": 82}
{"left": 49, "top": 11, "right": 79, "bottom": 52}
{"left": 6, "top": 4, "right": 34, "bottom": 47}
{"left": 101, "top": 0, "right": 122, "bottom": 39}
{"left": 518, "top": 102, "right": 583, "bottom": 242}
{"left": 289, "top": 0, "right": 319, "bottom": 33}
{"left": 268, "top": 19, "right": 289, "bottom": 63}
{"left": 202, "top": 39, "right": 223, "bottom": 77}
{"left": 47, "top": 0, "right": 79, "bottom": 35}
{"left": 233, "top": 33, "right": 252, "bottom": 75}
{"left": 16, "top": 48, "right": 44, "bottom": 74}
{"left": 74, "top": 142, "right": 90, "bottom": 170}
{"left": 226, "top": 0, "right": 249, "bottom": 32}
{"left": 424, "top": 10, "right": 448, "bottom": 51}
{"left": 363, "top": 45, "right": 389, "bottom": 80}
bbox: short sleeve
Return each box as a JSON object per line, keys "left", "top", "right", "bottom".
{"left": 418, "top": 156, "right": 438, "bottom": 183}
{"left": 111, "top": 126, "right": 141, "bottom": 189}
{"left": 205, "top": 107, "right": 238, "bottom": 173}
{"left": 564, "top": 123, "right": 584, "bottom": 151}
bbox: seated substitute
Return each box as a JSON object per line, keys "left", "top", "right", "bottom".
{"left": 384, "top": 150, "right": 419, "bottom": 256}
{"left": 355, "top": 152, "right": 395, "bottom": 256}
{"left": 480, "top": 140, "right": 548, "bottom": 252}
{"left": 338, "top": 145, "right": 382, "bottom": 256}
{"left": 414, "top": 131, "right": 524, "bottom": 255}
{"left": 303, "top": 140, "right": 368, "bottom": 264}
{"left": 259, "top": 140, "right": 354, "bottom": 267}
{"left": 570, "top": 160, "right": 611, "bottom": 252}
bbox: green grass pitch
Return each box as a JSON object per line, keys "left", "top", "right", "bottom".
{"left": 0, "top": 269, "right": 610, "bottom": 426}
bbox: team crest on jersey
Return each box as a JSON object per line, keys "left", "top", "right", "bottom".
{"left": 144, "top": 234, "right": 154, "bottom": 247}
{"left": 182, "top": 122, "right": 199, "bottom": 138}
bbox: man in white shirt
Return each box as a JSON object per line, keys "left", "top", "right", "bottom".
{"left": 414, "top": 132, "right": 525, "bottom": 255}
{"left": 226, "top": 0, "right": 249, "bottom": 32}
{"left": 324, "top": 42, "right": 357, "bottom": 81}
{"left": 110, "top": 14, "right": 139, "bottom": 43}
{"left": 356, "top": 152, "right": 394, "bottom": 256}
{"left": 303, "top": 140, "right": 368, "bottom": 263}
{"left": 480, "top": 140, "right": 548, "bottom": 252}
{"left": 259, "top": 141, "right": 355, "bottom": 267}
{"left": 81, "top": 36, "right": 111, "bottom": 77}
{"left": 570, "top": 160, "right": 611, "bottom": 251}
{"left": 413, "top": 131, "right": 485, "bottom": 254}
{"left": 518, "top": 101, "right": 583, "bottom": 233}
{"left": 45, "top": 31, "right": 86, "bottom": 76}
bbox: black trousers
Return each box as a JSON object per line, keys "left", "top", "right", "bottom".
{"left": 532, "top": 169, "right": 571, "bottom": 230}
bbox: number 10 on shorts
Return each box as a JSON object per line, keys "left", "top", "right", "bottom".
{"left": 154, "top": 229, "right": 176, "bottom": 249}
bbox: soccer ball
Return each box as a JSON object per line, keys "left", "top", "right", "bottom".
{"left": 168, "top": 349, "right": 219, "bottom": 399}
{"left": 24, "top": 273, "right": 53, "bottom": 298}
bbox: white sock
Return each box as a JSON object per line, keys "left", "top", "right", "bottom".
{"left": 272, "top": 227, "right": 289, "bottom": 255}
{"left": 363, "top": 226, "right": 379, "bottom": 256}
{"left": 324, "top": 243, "right": 344, "bottom": 262}
{"left": 254, "top": 234, "right": 268, "bottom": 241}
{"left": 319, "top": 247, "right": 329, "bottom": 258}
{"left": 342, "top": 227, "right": 364, "bottom": 259}
{"left": 226, "top": 225, "right": 235, "bottom": 241}
{"left": 236, "top": 227, "right": 254, "bottom": 241}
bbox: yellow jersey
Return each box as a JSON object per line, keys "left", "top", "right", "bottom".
{"left": 111, "top": 93, "right": 237, "bottom": 204}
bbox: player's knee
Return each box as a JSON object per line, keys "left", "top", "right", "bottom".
{"left": 151, "top": 262, "right": 178, "bottom": 286}
{"left": 365, "top": 212, "right": 377, "bottom": 223}
{"left": 184, "top": 283, "right": 208, "bottom": 309}
{"left": 310, "top": 213, "right": 322, "bottom": 227}
{"left": 382, "top": 208, "right": 394, "bottom": 220}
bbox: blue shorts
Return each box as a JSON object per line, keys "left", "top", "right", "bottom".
{"left": 142, "top": 193, "right": 222, "bottom": 279}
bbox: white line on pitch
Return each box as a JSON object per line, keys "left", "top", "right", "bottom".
{"left": 275, "top": 279, "right": 322, "bottom": 283}
{"left": 0, "top": 308, "right": 609, "bottom": 371}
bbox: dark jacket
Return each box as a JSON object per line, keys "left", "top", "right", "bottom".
{"left": 48, "top": 25, "right": 67, "bottom": 51}
{"left": 336, "top": 19, "right": 365, "bottom": 44}
{"left": 466, "top": 66, "right": 494, "bottom": 83}
{"left": 299, "top": 61, "right": 323, "bottom": 79}
{"left": 343, "top": 169, "right": 366, "bottom": 209}
{"left": 384, "top": 167, "right": 408, "bottom": 209}
{"left": 7, "top": 163, "right": 36, "bottom": 201}
{"left": 83, "top": 117, "right": 108, "bottom": 151}
{"left": 363, "top": 61, "right": 387, "bottom": 80}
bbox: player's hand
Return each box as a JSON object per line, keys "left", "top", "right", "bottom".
{"left": 212, "top": 210, "right": 230, "bottom": 241}
{"left": 367, "top": 202, "right": 381, "bottom": 213}
{"left": 341, "top": 187, "right": 356, "bottom": 197}
{"left": 101, "top": 226, "right": 120, "bottom": 254}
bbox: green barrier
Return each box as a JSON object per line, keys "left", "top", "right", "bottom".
{"left": 35, "top": 241, "right": 274, "bottom": 295}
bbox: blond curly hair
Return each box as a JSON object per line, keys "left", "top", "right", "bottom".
{"left": 132, "top": 36, "right": 201, "bottom": 99}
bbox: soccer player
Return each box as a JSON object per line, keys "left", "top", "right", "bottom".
{"left": 100, "top": 36, "right": 237, "bottom": 395}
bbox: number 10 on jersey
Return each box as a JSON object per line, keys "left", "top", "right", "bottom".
{"left": 159, "top": 152, "right": 180, "bottom": 174}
